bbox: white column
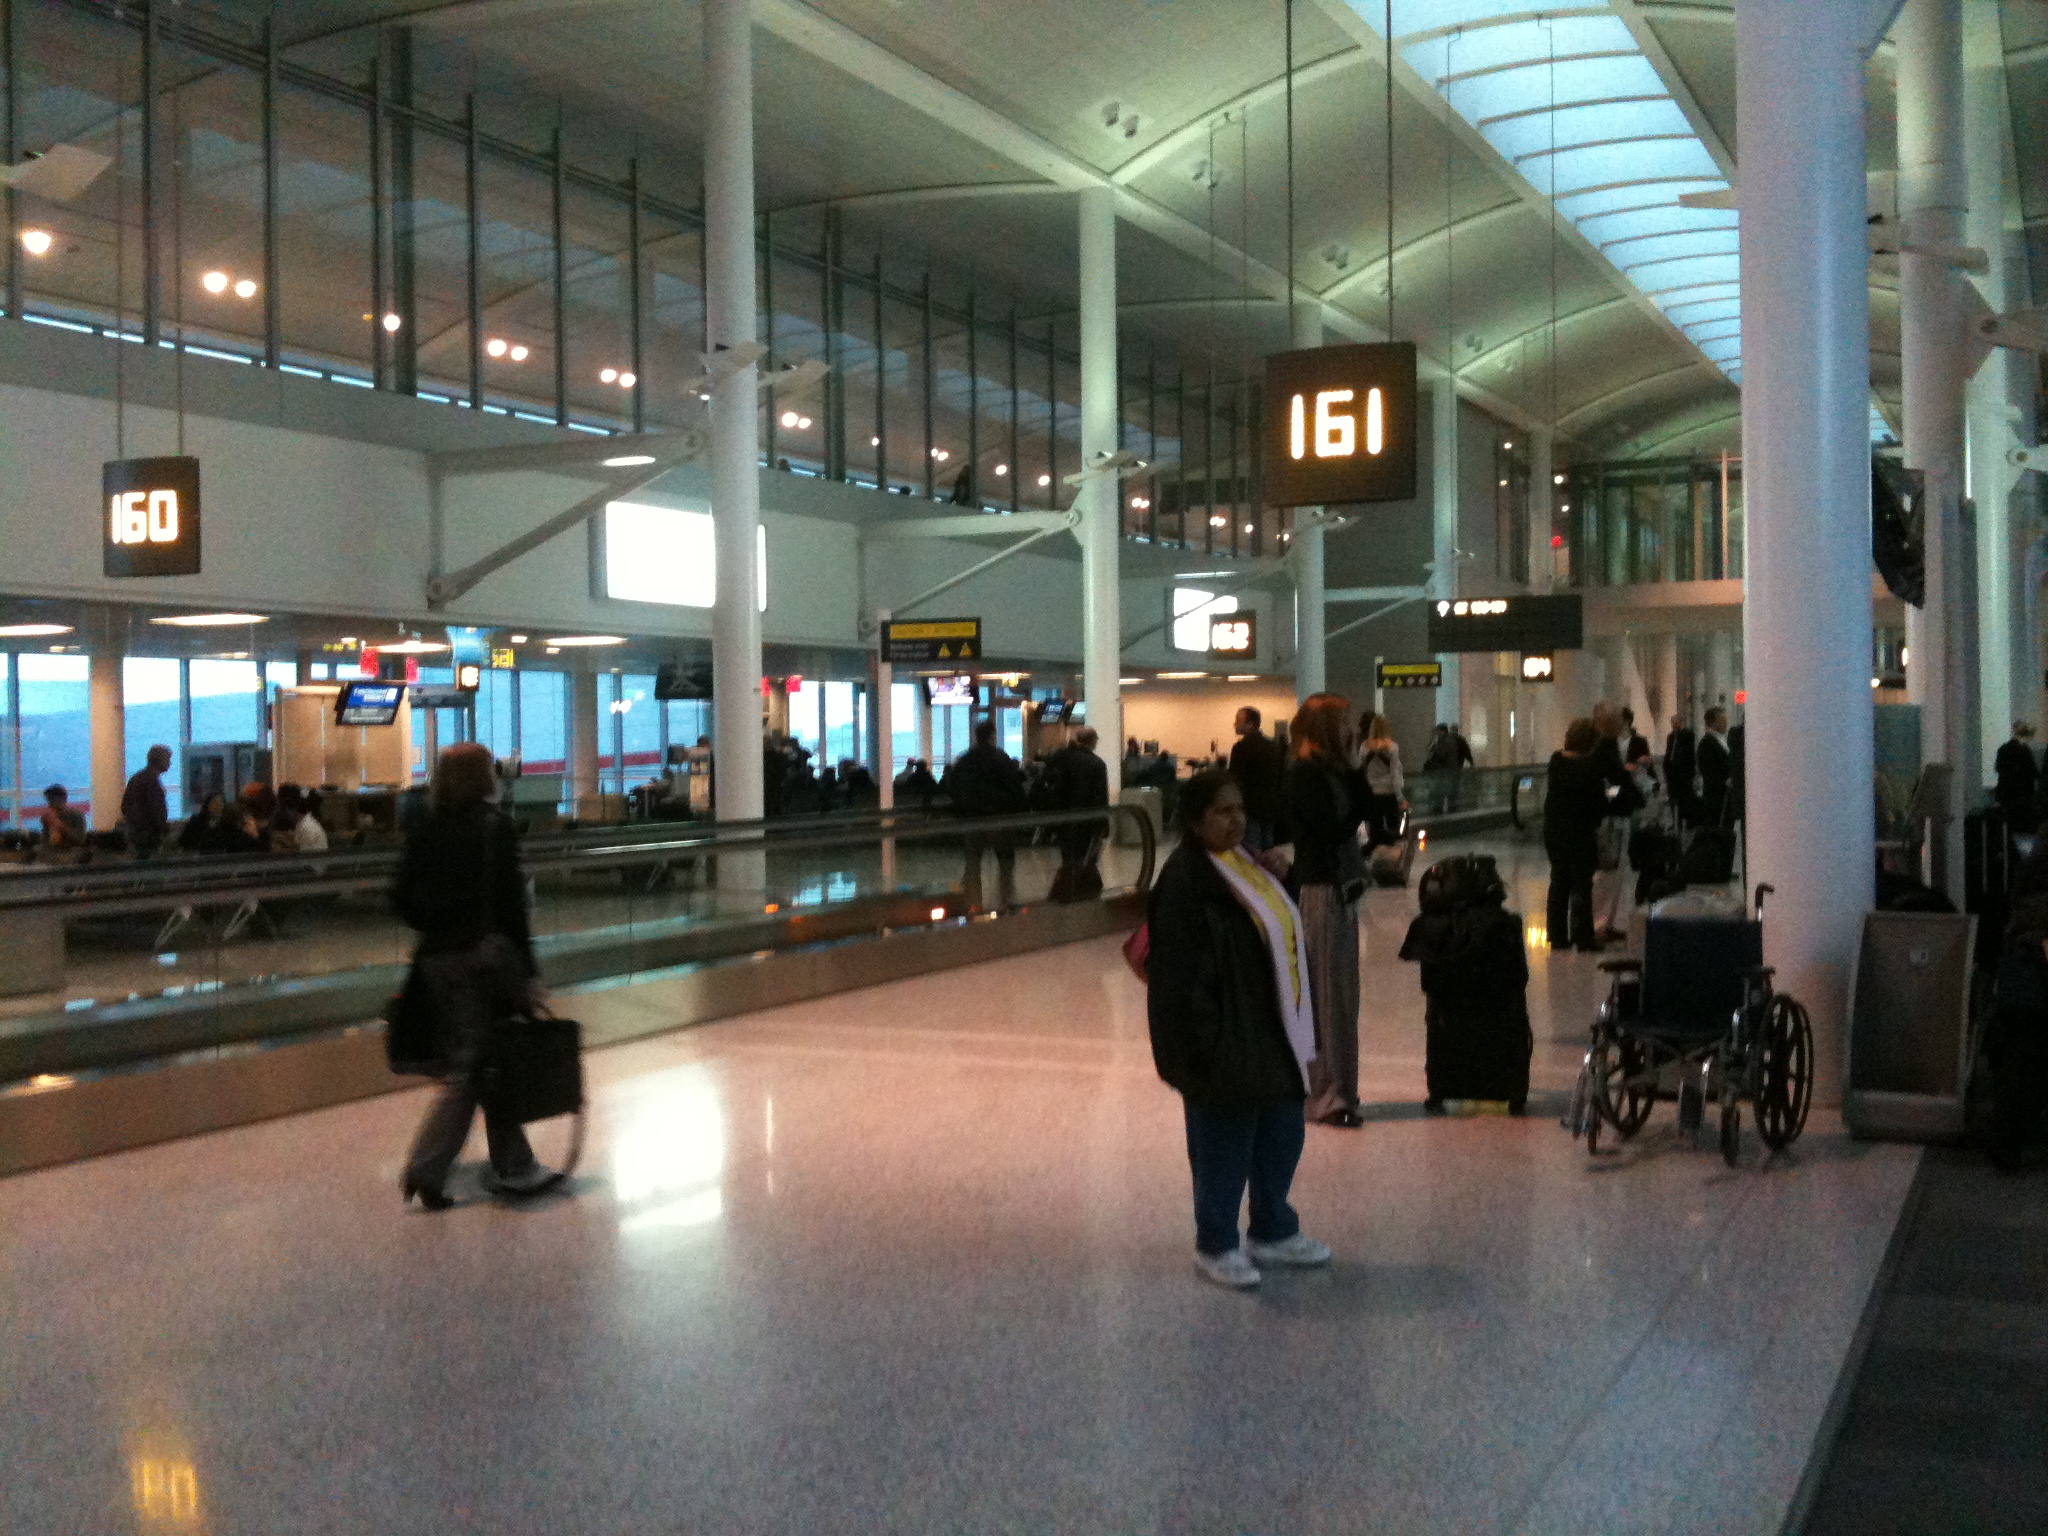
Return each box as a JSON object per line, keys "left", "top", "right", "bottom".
{"left": 1898, "top": 0, "right": 1972, "bottom": 828}
{"left": 1964, "top": 0, "right": 2028, "bottom": 767}
{"left": 705, "top": 0, "right": 764, "bottom": 828}
{"left": 1655, "top": 633, "right": 1680, "bottom": 737}
{"left": 570, "top": 670, "right": 600, "bottom": 811}
{"left": 1708, "top": 630, "right": 1736, "bottom": 712}
{"left": 1078, "top": 185, "right": 1123, "bottom": 801}
{"left": 1432, "top": 379, "right": 1462, "bottom": 725}
{"left": 88, "top": 654, "right": 124, "bottom": 830}
{"left": 1737, "top": 0, "right": 1892, "bottom": 1100}
{"left": 1291, "top": 300, "right": 1326, "bottom": 701}
{"left": 1521, "top": 431, "right": 1555, "bottom": 761}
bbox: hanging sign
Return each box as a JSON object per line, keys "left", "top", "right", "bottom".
{"left": 1376, "top": 661, "right": 1443, "bottom": 690}
{"left": 881, "top": 617, "right": 981, "bottom": 664}
{"left": 1262, "top": 343, "right": 1418, "bottom": 507}
{"left": 1520, "top": 653, "right": 1556, "bottom": 683}
{"left": 103, "top": 456, "right": 202, "bottom": 577}
{"left": 1207, "top": 611, "right": 1256, "bottom": 657}
{"left": 1426, "top": 594, "right": 1583, "bottom": 654}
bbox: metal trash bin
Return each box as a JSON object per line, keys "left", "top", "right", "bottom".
{"left": 1845, "top": 909, "right": 1977, "bottom": 1141}
{"left": 1116, "top": 786, "right": 1162, "bottom": 849}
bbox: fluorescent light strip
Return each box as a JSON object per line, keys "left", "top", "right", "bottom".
{"left": 148, "top": 612, "right": 269, "bottom": 627}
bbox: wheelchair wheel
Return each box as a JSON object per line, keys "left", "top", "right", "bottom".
{"left": 1594, "top": 1035, "right": 1656, "bottom": 1141}
{"left": 1719, "top": 1102, "right": 1741, "bottom": 1167}
{"left": 1564, "top": 1056, "right": 1593, "bottom": 1139}
{"left": 1753, "top": 995, "right": 1814, "bottom": 1152}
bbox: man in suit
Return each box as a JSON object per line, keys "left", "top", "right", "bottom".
{"left": 1698, "top": 706, "right": 1733, "bottom": 827}
{"left": 943, "top": 720, "right": 1029, "bottom": 910}
{"left": 1227, "top": 706, "right": 1286, "bottom": 849}
{"left": 1996, "top": 723, "right": 2039, "bottom": 829}
{"left": 1664, "top": 715, "right": 1699, "bottom": 826}
{"left": 1042, "top": 726, "right": 1110, "bottom": 899}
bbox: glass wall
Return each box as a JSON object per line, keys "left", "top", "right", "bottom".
{"left": 16, "top": 654, "right": 88, "bottom": 823}
{"left": 518, "top": 670, "right": 567, "bottom": 773}
{"left": 1562, "top": 458, "right": 1742, "bottom": 588}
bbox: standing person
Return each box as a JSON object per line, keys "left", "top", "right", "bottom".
{"left": 943, "top": 720, "right": 1028, "bottom": 910}
{"left": 37, "top": 785, "right": 87, "bottom": 852}
{"left": 1421, "top": 722, "right": 1473, "bottom": 813}
{"left": 1996, "top": 723, "right": 2040, "bottom": 830}
{"left": 1146, "top": 768, "right": 1329, "bottom": 1288}
{"left": 1664, "top": 714, "right": 1700, "bottom": 827}
{"left": 1544, "top": 718, "right": 1610, "bottom": 952}
{"left": 1043, "top": 725, "right": 1109, "bottom": 899}
{"left": 121, "top": 744, "right": 173, "bottom": 857}
{"left": 1697, "top": 706, "right": 1733, "bottom": 827}
{"left": 1227, "top": 706, "right": 1286, "bottom": 851}
{"left": 1358, "top": 711, "right": 1407, "bottom": 852}
{"left": 396, "top": 742, "right": 556, "bottom": 1210}
{"left": 1281, "top": 693, "right": 1368, "bottom": 1128}
{"left": 1589, "top": 701, "right": 1643, "bottom": 943}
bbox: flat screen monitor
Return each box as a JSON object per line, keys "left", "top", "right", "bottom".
{"left": 924, "top": 675, "right": 976, "bottom": 707}
{"left": 335, "top": 680, "right": 404, "bottom": 727}
{"left": 654, "top": 662, "right": 711, "bottom": 700}
{"left": 1038, "top": 700, "right": 1068, "bottom": 723}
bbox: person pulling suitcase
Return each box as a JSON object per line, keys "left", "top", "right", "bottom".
{"left": 1399, "top": 854, "right": 1532, "bottom": 1115}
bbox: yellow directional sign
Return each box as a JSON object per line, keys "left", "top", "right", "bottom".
{"left": 882, "top": 617, "right": 982, "bottom": 664}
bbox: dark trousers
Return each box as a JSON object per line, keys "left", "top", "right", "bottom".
{"left": 1546, "top": 840, "right": 1597, "bottom": 951}
{"left": 1182, "top": 1098, "right": 1305, "bottom": 1256}
{"left": 404, "top": 936, "right": 537, "bottom": 1190}
{"left": 1992, "top": 950, "right": 2048, "bottom": 1162}
{"left": 962, "top": 832, "right": 1016, "bottom": 910}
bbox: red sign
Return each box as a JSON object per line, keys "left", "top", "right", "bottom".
{"left": 358, "top": 646, "right": 379, "bottom": 677}
{"left": 405, "top": 656, "right": 420, "bottom": 684}
{"left": 1733, "top": 689, "right": 1748, "bottom": 705}
{"left": 786, "top": 674, "right": 804, "bottom": 694}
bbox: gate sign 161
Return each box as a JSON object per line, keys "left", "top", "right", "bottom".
{"left": 1262, "top": 342, "right": 1418, "bottom": 507}
{"left": 103, "top": 456, "right": 202, "bottom": 578}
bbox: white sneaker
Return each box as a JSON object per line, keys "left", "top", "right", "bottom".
{"left": 1247, "top": 1232, "right": 1332, "bottom": 1267}
{"left": 1194, "top": 1248, "right": 1262, "bottom": 1289}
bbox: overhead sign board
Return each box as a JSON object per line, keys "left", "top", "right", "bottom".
{"left": 1426, "top": 594, "right": 1584, "bottom": 654}
{"left": 490, "top": 648, "right": 516, "bottom": 670}
{"left": 1520, "top": 653, "right": 1556, "bottom": 683}
{"left": 1207, "top": 611, "right": 1256, "bottom": 657}
{"left": 103, "top": 456, "right": 201, "bottom": 577}
{"left": 1377, "top": 661, "right": 1443, "bottom": 690}
{"left": 1262, "top": 342, "right": 1419, "bottom": 507}
{"left": 881, "top": 616, "right": 981, "bottom": 664}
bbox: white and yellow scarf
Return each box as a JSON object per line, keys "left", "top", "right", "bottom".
{"left": 1209, "top": 847, "right": 1317, "bottom": 1089}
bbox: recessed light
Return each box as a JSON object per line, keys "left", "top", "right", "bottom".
{"left": 377, "top": 639, "right": 450, "bottom": 654}
{"left": 1157, "top": 671, "right": 1207, "bottom": 680}
{"left": 510, "top": 634, "right": 529, "bottom": 644}
{"left": 486, "top": 338, "right": 508, "bottom": 358}
{"left": 20, "top": 228, "right": 52, "bottom": 256}
{"left": 201, "top": 270, "right": 229, "bottom": 294}
{"left": 509, "top": 344, "right": 529, "bottom": 362}
{"left": 618, "top": 372, "right": 637, "bottom": 389}
{"left": 0, "top": 622, "right": 72, "bottom": 637}
{"left": 233, "top": 278, "right": 258, "bottom": 299}
{"left": 780, "top": 410, "right": 801, "bottom": 428}
{"left": 149, "top": 612, "right": 269, "bottom": 627}
{"left": 383, "top": 312, "right": 403, "bottom": 332}
{"left": 546, "top": 646, "right": 561, "bottom": 655}
{"left": 600, "top": 367, "right": 618, "bottom": 383}
{"left": 1037, "top": 474, "right": 1051, "bottom": 487}
{"left": 603, "top": 454, "right": 657, "bottom": 468}
{"left": 796, "top": 416, "right": 812, "bottom": 429}
{"left": 544, "top": 634, "right": 627, "bottom": 647}
{"left": 994, "top": 463, "right": 1009, "bottom": 476}
{"left": 870, "top": 436, "right": 881, "bottom": 447}
{"left": 1119, "top": 676, "right": 1142, "bottom": 685}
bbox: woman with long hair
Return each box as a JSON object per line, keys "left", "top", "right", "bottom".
{"left": 1147, "top": 768, "right": 1329, "bottom": 1288}
{"left": 396, "top": 742, "right": 556, "bottom": 1209}
{"left": 1357, "top": 711, "right": 1407, "bottom": 852}
{"left": 1543, "top": 717, "right": 1610, "bottom": 952}
{"left": 1283, "top": 692, "right": 1369, "bottom": 1127}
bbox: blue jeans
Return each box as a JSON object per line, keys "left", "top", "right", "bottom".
{"left": 1183, "top": 1098, "right": 1305, "bottom": 1256}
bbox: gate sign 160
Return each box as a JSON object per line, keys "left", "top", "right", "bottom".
{"left": 103, "top": 456, "right": 202, "bottom": 578}
{"left": 1262, "top": 342, "right": 1418, "bottom": 508}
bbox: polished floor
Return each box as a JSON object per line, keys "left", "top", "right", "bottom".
{"left": 0, "top": 835, "right": 1919, "bottom": 1534}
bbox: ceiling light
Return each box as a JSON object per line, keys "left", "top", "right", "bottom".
{"left": 487, "top": 338, "right": 509, "bottom": 358}
{"left": 546, "top": 646, "right": 560, "bottom": 655}
{"left": 1499, "top": 479, "right": 1509, "bottom": 488}
{"left": 994, "top": 463, "right": 1008, "bottom": 476}
{"left": 201, "top": 270, "right": 229, "bottom": 294}
{"left": 870, "top": 436, "right": 881, "bottom": 447}
{"left": 544, "top": 634, "right": 627, "bottom": 647}
{"left": 618, "top": 372, "right": 637, "bottom": 389}
{"left": 233, "top": 278, "right": 258, "bottom": 299}
{"left": 1243, "top": 523, "right": 1254, "bottom": 533}
{"left": 149, "top": 612, "right": 269, "bottom": 627}
{"left": 1158, "top": 671, "right": 1207, "bottom": 680}
{"left": 0, "top": 622, "right": 72, "bottom": 637}
{"left": 1119, "top": 676, "right": 1142, "bottom": 685}
{"left": 1227, "top": 674, "right": 1258, "bottom": 682}
{"left": 376, "top": 638, "right": 450, "bottom": 654}
{"left": 510, "top": 634, "right": 528, "bottom": 643}
{"left": 780, "top": 410, "right": 800, "bottom": 428}
{"left": 601, "top": 367, "right": 619, "bottom": 384}
{"left": 19, "top": 228, "right": 52, "bottom": 256}
{"left": 604, "top": 454, "right": 657, "bottom": 468}
{"left": 796, "top": 416, "right": 812, "bottom": 430}
{"left": 1553, "top": 473, "right": 1566, "bottom": 485}
{"left": 509, "top": 344, "right": 529, "bottom": 362}
{"left": 383, "top": 312, "right": 403, "bottom": 332}
{"left": 1130, "top": 496, "right": 1150, "bottom": 509}
{"left": 1037, "top": 474, "right": 1051, "bottom": 487}
{"left": 931, "top": 448, "right": 950, "bottom": 461}
{"left": 1503, "top": 441, "right": 1514, "bottom": 451}
{"left": 1209, "top": 515, "right": 1226, "bottom": 528}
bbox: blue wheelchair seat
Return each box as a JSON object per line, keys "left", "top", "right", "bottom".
{"left": 1632, "top": 915, "right": 1764, "bottom": 1046}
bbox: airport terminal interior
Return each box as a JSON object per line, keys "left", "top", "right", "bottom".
{"left": 3, "top": 0, "right": 2047, "bottom": 1531}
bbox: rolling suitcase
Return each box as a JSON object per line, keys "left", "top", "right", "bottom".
{"left": 1680, "top": 825, "right": 1737, "bottom": 884}
{"left": 1401, "top": 896, "right": 1532, "bottom": 1111}
{"left": 1370, "top": 812, "right": 1418, "bottom": 887}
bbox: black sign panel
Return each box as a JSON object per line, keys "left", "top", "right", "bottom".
{"left": 1207, "top": 611, "right": 1256, "bottom": 658}
{"left": 103, "top": 456, "right": 201, "bottom": 577}
{"left": 1426, "top": 594, "right": 1583, "bottom": 654}
{"left": 1262, "top": 343, "right": 1419, "bottom": 507}
{"left": 880, "top": 617, "right": 981, "bottom": 664}
{"left": 1520, "top": 653, "right": 1556, "bottom": 683}
{"left": 1376, "top": 661, "right": 1443, "bottom": 690}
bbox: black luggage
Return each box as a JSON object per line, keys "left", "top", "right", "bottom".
{"left": 1964, "top": 807, "right": 2016, "bottom": 966}
{"left": 478, "top": 1012, "right": 585, "bottom": 1124}
{"left": 1680, "top": 826, "right": 1737, "bottom": 884}
{"left": 1401, "top": 860, "right": 1532, "bottom": 1111}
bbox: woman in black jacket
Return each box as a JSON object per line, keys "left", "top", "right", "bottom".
{"left": 396, "top": 742, "right": 555, "bottom": 1209}
{"left": 1281, "top": 693, "right": 1370, "bottom": 1127}
{"left": 1543, "top": 718, "right": 1611, "bottom": 952}
{"left": 1148, "top": 769, "right": 1329, "bottom": 1289}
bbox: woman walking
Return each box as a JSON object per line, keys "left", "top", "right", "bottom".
{"left": 397, "top": 742, "right": 557, "bottom": 1209}
{"left": 1358, "top": 711, "right": 1407, "bottom": 852}
{"left": 1147, "top": 769, "right": 1329, "bottom": 1289}
{"left": 1284, "top": 693, "right": 1369, "bottom": 1127}
{"left": 1543, "top": 718, "right": 1610, "bottom": 952}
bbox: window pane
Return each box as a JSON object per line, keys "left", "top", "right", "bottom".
{"left": 168, "top": 46, "right": 265, "bottom": 359}
{"left": 17, "top": 655, "right": 91, "bottom": 825}
{"left": 402, "top": 131, "right": 473, "bottom": 401}
{"left": 562, "top": 180, "right": 634, "bottom": 429}
{"left": 823, "top": 681, "right": 856, "bottom": 766}
{"left": 189, "top": 659, "right": 259, "bottom": 745}
{"left": 277, "top": 79, "right": 376, "bottom": 378}
{"left": 477, "top": 670, "right": 517, "bottom": 759}
{"left": 124, "top": 657, "right": 184, "bottom": 820}
{"left": 619, "top": 673, "right": 660, "bottom": 788}
{"left": 890, "top": 681, "right": 917, "bottom": 781}
{"left": 477, "top": 152, "right": 554, "bottom": 417}
{"left": 519, "top": 671, "right": 567, "bottom": 772}
{"left": 0, "top": 654, "right": 13, "bottom": 828}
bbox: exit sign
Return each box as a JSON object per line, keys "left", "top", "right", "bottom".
{"left": 103, "top": 456, "right": 201, "bottom": 577}
{"left": 1262, "top": 343, "right": 1418, "bottom": 507}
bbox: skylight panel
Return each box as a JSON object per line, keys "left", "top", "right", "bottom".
{"left": 1609, "top": 230, "right": 1739, "bottom": 267}
{"left": 1480, "top": 98, "right": 1693, "bottom": 163}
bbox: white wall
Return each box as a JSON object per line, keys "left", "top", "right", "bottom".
{"left": 1120, "top": 679, "right": 1301, "bottom": 761}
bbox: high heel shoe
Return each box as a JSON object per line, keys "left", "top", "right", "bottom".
{"left": 401, "top": 1173, "right": 454, "bottom": 1211}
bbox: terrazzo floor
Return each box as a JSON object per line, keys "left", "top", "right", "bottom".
{"left": 0, "top": 834, "right": 1920, "bottom": 1534}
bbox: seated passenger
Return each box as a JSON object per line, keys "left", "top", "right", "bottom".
{"left": 273, "top": 784, "right": 330, "bottom": 853}
{"left": 36, "top": 784, "right": 87, "bottom": 852}
{"left": 180, "top": 791, "right": 261, "bottom": 855}
{"left": 240, "top": 782, "right": 278, "bottom": 853}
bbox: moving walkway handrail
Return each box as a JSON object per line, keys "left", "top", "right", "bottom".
{"left": 0, "top": 803, "right": 1156, "bottom": 919}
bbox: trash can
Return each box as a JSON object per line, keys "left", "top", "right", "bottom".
{"left": 1116, "top": 786, "right": 1162, "bottom": 849}
{"left": 1845, "top": 909, "right": 1977, "bottom": 1141}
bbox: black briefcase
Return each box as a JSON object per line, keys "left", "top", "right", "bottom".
{"left": 478, "top": 1013, "right": 585, "bottom": 1124}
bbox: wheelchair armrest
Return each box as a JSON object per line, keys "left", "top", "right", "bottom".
{"left": 1598, "top": 958, "right": 1643, "bottom": 974}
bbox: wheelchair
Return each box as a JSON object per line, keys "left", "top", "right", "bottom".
{"left": 1564, "top": 884, "right": 1815, "bottom": 1166}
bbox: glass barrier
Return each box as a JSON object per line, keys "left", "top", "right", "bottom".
{"left": 0, "top": 805, "right": 1154, "bottom": 1087}
{"left": 1410, "top": 764, "right": 1547, "bottom": 828}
